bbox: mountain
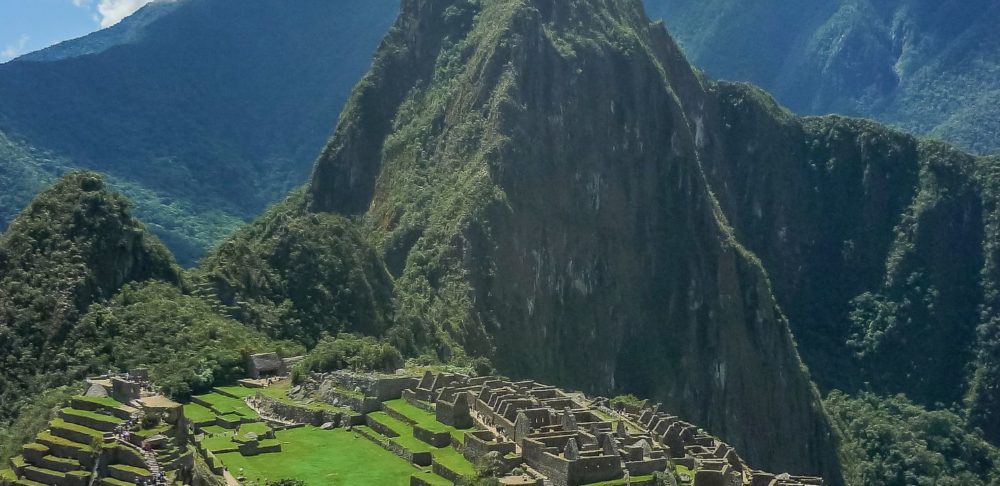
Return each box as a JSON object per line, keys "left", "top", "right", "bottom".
{"left": 304, "top": 0, "right": 843, "bottom": 479}
{"left": 0, "top": 0, "right": 399, "bottom": 265}
{"left": 0, "top": 172, "right": 180, "bottom": 418}
{"left": 643, "top": 0, "right": 1000, "bottom": 154}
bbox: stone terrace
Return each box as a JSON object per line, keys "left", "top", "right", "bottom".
{"left": 405, "top": 371, "right": 826, "bottom": 486}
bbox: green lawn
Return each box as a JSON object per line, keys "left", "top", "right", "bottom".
{"left": 217, "top": 427, "right": 421, "bottom": 485}
{"left": 73, "top": 395, "right": 123, "bottom": 409}
{"left": 183, "top": 402, "right": 216, "bottom": 423}
{"left": 590, "top": 474, "right": 656, "bottom": 485}
{"left": 236, "top": 422, "right": 271, "bottom": 441}
{"left": 432, "top": 445, "right": 475, "bottom": 476}
{"left": 214, "top": 386, "right": 257, "bottom": 399}
{"left": 383, "top": 400, "right": 445, "bottom": 432}
{"left": 202, "top": 434, "right": 239, "bottom": 453}
{"left": 194, "top": 392, "right": 258, "bottom": 418}
{"left": 199, "top": 425, "right": 229, "bottom": 436}
{"left": 383, "top": 399, "right": 470, "bottom": 443}
{"left": 366, "top": 412, "right": 474, "bottom": 478}
{"left": 62, "top": 408, "right": 123, "bottom": 426}
{"left": 50, "top": 418, "right": 103, "bottom": 440}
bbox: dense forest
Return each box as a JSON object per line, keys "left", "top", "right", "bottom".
{"left": 0, "top": 0, "right": 399, "bottom": 265}
{"left": 1, "top": 0, "right": 999, "bottom": 484}
{"left": 643, "top": 0, "right": 1000, "bottom": 154}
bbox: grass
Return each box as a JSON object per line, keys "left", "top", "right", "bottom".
{"left": 590, "top": 474, "right": 656, "bottom": 485}
{"left": 383, "top": 400, "right": 444, "bottom": 432}
{"left": 383, "top": 399, "right": 470, "bottom": 443}
{"left": 236, "top": 423, "right": 271, "bottom": 441}
{"left": 193, "top": 392, "right": 258, "bottom": 418}
{"left": 183, "top": 403, "right": 216, "bottom": 423}
{"left": 217, "top": 427, "right": 420, "bottom": 485}
{"left": 432, "top": 446, "right": 475, "bottom": 476}
{"left": 201, "top": 435, "right": 239, "bottom": 453}
{"left": 73, "top": 395, "right": 123, "bottom": 409}
{"left": 108, "top": 463, "right": 150, "bottom": 476}
{"left": 61, "top": 408, "right": 123, "bottom": 426}
{"left": 50, "top": 418, "right": 103, "bottom": 440}
{"left": 366, "top": 411, "right": 474, "bottom": 478}
{"left": 410, "top": 470, "right": 452, "bottom": 486}
{"left": 99, "top": 478, "right": 133, "bottom": 486}
{"left": 258, "top": 381, "right": 352, "bottom": 414}
{"left": 134, "top": 423, "right": 171, "bottom": 440}
{"left": 42, "top": 455, "right": 77, "bottom": 466}
{"left": 36, "top": 431, "right": 94, "bottom": 452}
{"left": 214, "top": 386, "right": 257, "bottom": 399}
{"left": 199, "top": 425, "right": 229, "bottom": 436}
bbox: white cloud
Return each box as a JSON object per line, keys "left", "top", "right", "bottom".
{"left": 96, "top": 0, "right": 156, "bottom": 28}
{"left": 71, "top": 0, "right": 92, "bottom": 7}
{"left": 1, "top": 35, "right": 29, "bottom": 61}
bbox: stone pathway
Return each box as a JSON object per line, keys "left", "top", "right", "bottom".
{"left": 223, "top": 469, "right": 242, "bottom": 486}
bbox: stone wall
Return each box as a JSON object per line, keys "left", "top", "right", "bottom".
{"left": 70, "top": 398, "right": 132, "bottom": 420}
{"left": 436, "top": 392, "right": 473, "bottom": 429}
{"left": 356, "top": 425, "right": 432, "bottom": 466}
{"left": 413, "top": 425, "right": 451, "bottom": 448}
{"left": 321, "top": 371, "right": 419, "bottom": 401}
{"left": 254, "top": 393, "right": 342, "bottom": 426}
{"left": 319, "top": 387, "right": 381, "bottom": 413}
{"left": 463, "top": 431, "right": 516, "bottom": 463}
{"left": 111, "top": 377, "right": 140, "bottom": 403}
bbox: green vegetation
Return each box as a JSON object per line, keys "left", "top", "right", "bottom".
{"left": 645, "top": 0, "right": 1000, "bottom": 154}
{"left": 193, "top": 392, "right": 258, "bottom": 419}
{"left": 827, "top": 391, "right": 1000, "bottom": 485}
{"left": 198, "top": 194, "right": 395, "bottom": 346}
{"left": 0, "top": 171, "right": 179, "bottom": 425}
{"left": 71, "top": 281, "right": 293, "bottom": 400}
{"left": 0, "top": 387, "right": 74, "bottom": 465}
{"left": 294, "top": 334, "right": 404, "bottom": 380}
{"left": 0, "top": 0, "right": 401, "bottom": 264}
{"left": 218, "top": 427, "right": 419, "bottom": 485}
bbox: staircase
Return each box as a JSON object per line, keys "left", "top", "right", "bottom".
{"left": 118, "top": 407, "right": 166, "bottom": 485}
{"left": 141, "top": 448, "right": 164, "bottom": 485}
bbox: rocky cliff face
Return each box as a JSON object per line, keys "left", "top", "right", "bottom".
{"left": 691, "top": 82, "right": 1000, "bottom": 442}
{"left": 309, "top": 0, "right": 841, "bottom": 479}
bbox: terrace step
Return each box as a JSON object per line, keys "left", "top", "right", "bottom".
{"left": 99, "top": 478, "right": 134, "bottom": 486}
{"left": 20, "top": 465, "right": 65, "bottom": 485}
{"left": 58, "top": 408, "right": 121, "bottom": 433}
{"left": 35, "top": 432, "right": 94, "bottom": 463}
{"left": 107, "top": 463, "right": 151, "bottom": 483}
{"left": 35, "top": 455, "right": 79, "bottom": 473}
{"left": 14, "top": 480, "right": 48, "bottom": 486}
{"left": 48, "top": 420, "right": 103, "bottom": 446}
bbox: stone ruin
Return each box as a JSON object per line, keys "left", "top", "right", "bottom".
{"left": 399, "top": 371, "right": 826, "bottom": 486}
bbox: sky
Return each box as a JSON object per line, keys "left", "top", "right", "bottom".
{"left": 0, "top": 0, "right": 155, "bottom": 62}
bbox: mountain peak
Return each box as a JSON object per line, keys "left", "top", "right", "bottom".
{"left": 308, "top": 0, "right": 842, "bottom": 480}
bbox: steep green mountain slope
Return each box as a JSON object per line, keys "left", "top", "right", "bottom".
{"left": 689, "top": 82, "right": 1000, "bottom": 446}
{"left": 0, "top": 173, "right": 286, "bottom": 463}
{"left": 197, "top": 192, "right": 395, "bottom": 347}
{"left": 643, "top": 0, "right": 1000, "bottom": 154}
{"left": 306, "top": 0, "right": 842, "bottom": 479}
{"left": 826, "top": 391, "right": 1000, "bottom": 485}
{"left": 0, "top": 172, "right": 180, "bottom": 418}
{"left": 0, "top": 0, "right": 399, "bottom": 265}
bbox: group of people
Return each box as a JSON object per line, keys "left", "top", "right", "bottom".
{"left": 136, "top": 471, "right": 167, "bottom": 485}
{"left": 113, "top": 424, "right": 132, "bottom": 443}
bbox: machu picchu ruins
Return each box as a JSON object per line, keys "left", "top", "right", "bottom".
{"left": 2, "top": 359, "right": 828, "bottom": 486}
